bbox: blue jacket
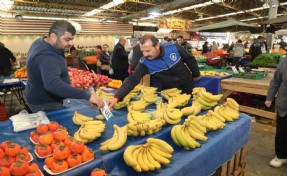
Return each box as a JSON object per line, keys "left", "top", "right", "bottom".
{"left": 24, "top": 38, "right": 90, "bottom": 105}
{"left": 115, "top": 43, "right": 200, "bottom": 100}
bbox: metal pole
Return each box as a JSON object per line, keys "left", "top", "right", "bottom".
{"left": 266, "top": 0, "right": 279, "bottom": 53}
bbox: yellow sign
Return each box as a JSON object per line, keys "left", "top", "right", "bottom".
{"left": 159, "top": 17, "right": 193, "bottom": 31}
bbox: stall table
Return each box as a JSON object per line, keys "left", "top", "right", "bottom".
{"left": 1, "top": 100, "right": 251, "bottom": 176}
{"left": 221, "top": 73, "right": 275, "bottom": 120}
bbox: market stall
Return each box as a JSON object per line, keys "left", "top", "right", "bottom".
{"left": 1, "top": 98, "right": 251, "bottom": 176}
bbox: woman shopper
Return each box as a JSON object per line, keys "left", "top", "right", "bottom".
{"left": 99, "top": 44, "right": 111, "bottom": 77}
{"left": 232, "top": 40, "right": 245, "bottom": 68}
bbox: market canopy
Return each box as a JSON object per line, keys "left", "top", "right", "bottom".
{"left": 190, "top": 18, "right": 262, "bottom": 33}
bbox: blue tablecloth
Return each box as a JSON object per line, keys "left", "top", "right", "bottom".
{"left": 1, "top": 102, "right": 251, "bottom": 176}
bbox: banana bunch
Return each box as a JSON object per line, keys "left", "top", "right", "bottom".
{"left": 183, "top": 118, "right": 208, "bottom": 141}
{"left": 127, "top": 110, "right": 152, "bottom": 123}
{"left": 200, "top": 71, "right": 218, "bottom": 77}
{"left": 197, "top": 110, "right": 226, "bottom": 131}
{"left": 131, "top": 84, "right": 143, "bottom": 93}
{"left": 192, "top": 88, "right": 223, "bottom": 110}
{"left": 219, "top": 72, "right": 229, "bottom": 77}
{"left": 181, "top": 101, "right": 202, "bottom": 116}
{"left": 113, "top": 92, "right": 138, "bottom": 109}
{"left": 167, "top": 93, "right": 191, "bottom": 108}
{"left": 100, "top": 125, "right": 127, "bottom": 151}
{"left": 140, "top": 92, "right": 159, "bottom": 104}
{"left": 127, "top": 99, "right": 150, "bottom": 112}
{"left": 161, "top": 88, "right": 182, "bottom": 100}
{"left": 214, "top": 98, "right": 240, "bottom": 122}
{"left": 153, "top": 101, "right": 183, "bottom": 124}
{"left": 127, "top": 118, "right": 166, "bottom": 137}
{"left": 74, "top": 120, "right": 106, "bottom": 144}
{"left": 95, "top": 89, "right": 114, "bottom": 100}
{"left": 123, "top": 138, "right": 173, "bottom": 172}
{"left": 170, "top": 124, "right": 201, "bottom": 150}
{"left": 140, "top": 86, "right": 158, "bottom": 94}
{"left": 72, "top": 111, "right": 94, "bottom": 125}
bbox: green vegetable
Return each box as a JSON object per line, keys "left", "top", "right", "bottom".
{"left": 77, "top": 50, "right": 97, "bottom": 60}
{"left": 252, "top": 53, "right": 283, "bottom": 66}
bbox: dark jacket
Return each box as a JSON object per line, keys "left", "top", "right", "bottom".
{"left": 202, "top": 45, "right": 209, "bottom": 54}
{"left": 99, "top": 51, "right": 111, "bottom": 65}
{"left": 181, "top": 41, "right": 192, "bottom": 53}
{"left": 130, "top": 44, "right": 143, "bottom": 71}
{"left": 0, "top": 45, "right": 16, "bottom": 70}
{"left": 115, "top": 43, "right": 200, "bottom": 100}
{"left": 111, "top": 42, "right": 128, "bottom": 70}
{"left": 250, "top": 42, "right": 263, "bottom": 60}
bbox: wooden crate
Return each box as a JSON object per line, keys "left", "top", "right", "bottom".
{"left": 213, "top": 145, "right": 247, "bottom": 176}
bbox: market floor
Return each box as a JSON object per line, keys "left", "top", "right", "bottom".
{"left": 1, "top": 93, "right": 287, "bottom": 176}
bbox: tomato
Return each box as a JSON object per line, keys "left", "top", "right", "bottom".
{"left": 90, "top": 168, "right": 107, "bottom": 176}
{"left": 5, "top": 142, "right": 21, "bottom": 157}
{"left": 53, "top": 146, "right": 70, "bottom": 160}
{"left": 44, "top": 156, "right": 55, "bottom": 169}
{"left": 24, "top": 169, "right": 42, "bottom": 176}
{"left": 0, "top": 166, "right": 10, "bottom": 176}
{"left": 48, "top": 121, "right": 59, "bottom": 131}
{"left": 31, "top": 133, "right": 40, "bottom": 143}
{"left": 50, "top": 159, "right": 68, "bottom": 173}
{"left": 36, "top": 124, "right": 49, "bottom": 134}
{"left": 70, "top": 141, "right": 85, "bottom": 154}
{"left": 35, "top": 144, "right": 52, "bottom": 158}
{"left": 67, "top": 153, "right": 82, "bottom": 168}
{"left": 0, "top": 148, "right": 4, "bottom": 159}
{"left": 9, "top": 160, "right": 29, "bottom": 176}
{"left": 63, "top": 135, "right": 74, "bottom": 148}
{"left": 28, "top": 162, "right": 39, "bottom": 172}
{"left": 50, "top": 140, "right": 64, "bottom": 151}
{"left": 15, "top": 152, "right": 31, "bottom": 162}
{"left": 0, "top": 141, "right": 11, "bottom": 151}
{"left": 53, "top": 128, "right": 68, "bottom": 141}
{"left": 38, "top": 132, "right": 54, "bottom": 145}
{"left": 0, "top": 156, "right": 15, "bottom": 168}
{"left": 81, "top": 147, "right": 94, "bottom": 162}
{"left": 20, "top": 147, "right": 29, "bottom": 154}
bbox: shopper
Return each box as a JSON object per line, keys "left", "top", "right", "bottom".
{"left": 129, "top": 44, "right": 143, "bottom": 73}
{"left": 210, "top": 41, "right": 218, "bottom": 52}
{"left": 111, "top": 38, "right": 129, "bottom": 82}
{"left": 249, "top": 36, "right": 266, "bottom": 61}
{"left": 265, "top": 55, "right": 287, "bottom": 168}
{"left": 95, "top": 45, "right": 103, "bottom": 74}
{"left": 24, "top": 20, "right": 104, "bottom": 112}
{"left": 202, "top": 42, "right": 209, "bottom": 54}
{"left": 99, "top": 44, "right": 111, "bottom": 77}
{"left": 176, "top": 35, "right": 192, "bottom": 53}
{"left": 232, "top": 40, "right": 245, "bottom": 68}
{"left": 107, "top": 34, "right": 200, "bottom": 108}
{"left": 0, "top": 42, "right": 17, "bottom": 77}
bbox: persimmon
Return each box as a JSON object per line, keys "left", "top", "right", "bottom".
{"left": 0, "top": 166, "right": 10, "bottom": 176}
{"left": 24, "top": 169, "right": 42, "bottom": 176}
{"left": 29, "top": 131, "right": 37, "bottom": 139}
{"left": 53, "top": 128, "right": 68, "bottom": 141}
{"left": 20, "top": 147, "right": 29, "bottom": 154}
{"left": 35, "top": 144, "right": 52, "bottom": 158}
{"left": 70, "top": 141, "right": 85, "bottom": 154}
{"left": 63, "top": 135, "right": 74, "bottom": 148}
{"left": 5, "top": 142, "right": 21, "bottom": 157}
{"left": 50, "top": 140, "right": 64, "bottom": 151}
{"left": 90, "top": 168, "right": 107, "bottom": 176}
{"left": 44, "top": 156, "right": 55, "bottom": 169}
{"left": 0, "top": 141, "right": 11, "bottom": 151}
{"left": 81, "top": 147, "right": 94, "bottom": 162}
{"left": 0, "top": 148, "right": 4, "bottom": 158}
{"left": 16, "top": 152, "right": 31, "bottom": 162}
{"left": 39, "top": 132, "right": 54, "bottom": 145}
{"left": 53, "top": 146, "right": 70, "bottom": 160}
{"left": 0, "top": 156, "right": 15, "bottom": 168}
{"left": 28, "top": 163, "right": 39, "bottom": 172}
{"left": 36, "top": 124, "right": 49, "bottom": 134}
{"left": 9, "top": 160, "right": 29, "bottom": 176}
{"left": 50, "top": 159, "right": 68, "bottom": 173}
{"left": 48, "top": 121, "right": 59, "bottom": 131}
{"left": 31, "top": 133, "right": 40, "bottom": 143}
{"left": 67, "top": 153, "right": 82, "bottom": 168}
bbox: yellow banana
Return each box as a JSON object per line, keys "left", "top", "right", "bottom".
{"left": 108, "top": 125, "right": 127, "bottom": 151}
{"left": 72, "top": 115, "right": 83, "bottom": 125}
{"left": 95, "top": 114, "right": 105, "bottom": 120}
{"left": 124, "top": 145, "right": 140, "bottom": 167}
{"left": 78, "top": 129, "right": 97, "bottom": 140}
{"left": 75, "top": 111, "right": 94, "bottom": 122}
{"left": 136, "top": 147, "right": 149, "bottom": 171}
{"left": 147, "top": 138, "right": 174, "bottom": 154}
{"left": 209, "top": 110, "right": 225, "bottom": 122}
{"left": 163, "top": 111, "right": 181, "bottom": 124}
{"left": 149, "top": 145, "right": 172, "bottom": 159}
{"left": 131, "top": 147, "right": 143, "bottom": 172}
{"left": 148, "top": 146, "right": 170, "bottom": 164}
{"left": 218, "top": 106, "right": 233, "bottom": 122}
{"left": 74, "top": 131, "right": 88, "bottom": 144}
{"left": 201, "top": 90, "right": 223, "bottom": 102}
{"left": 166, "top": 108, "right": 183, "bottom": 120}
{"left": 170, "top": 126, "right": 181, "bottom": 147}
{"left": 145, "top": 146, "right": 161, "bottom": 169}
{"left": 181, "top": 106, "right": 195, "bottom": 116}
{"left": 84, "top": 120, "right": 104, "bottom": 125}
{"left": 174, "top": 125, "right": 189, "bottom": 150}
{"left": 100, "top": 126, "right": 119, "bottom": 151}
{"left": 183, "top": 126, "right": 199, "bottom": 148}
{"left": 186, "top": 124, "right": 207, "bottom": 141}
{"left": 142, "top": 148, "right": 156, "bottom": 171}
{"left": 189, "top": 120, "right": 207, "bottom": 134}
{"left": 226, "top": 98, "right": 239, "bottom": 109}
{"left": 224, "top": 106, "right": 240, "bottom": 120}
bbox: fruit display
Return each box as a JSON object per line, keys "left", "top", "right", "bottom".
{"left": 90, "top": 168, "right": 108, "bottom": 176}
{"left": 214, "top": 98, "right": 240, "bottom": 122}
{"left": 100, "top": 125, "right": 127, "bottom": 151}
{"left": 95, "top": 89, "right": 114, "bottom": 100}
{"left": 14, "top": 67, "right": 27, "bottom": 78}
{"left": 161, "top": 88, "right": 182, "bottom": 100}
{"left": 167, "top": 93, "right": 191, "bottom": 108}
{"left": 200, "top": 71, "right": 229, "bottom": 77}
{"left": 123, "top": 138, "right": 173, "bottom": 172}
{"left": 68, "top": 68, "right": 111, "bottom": 89}
{"left": 107, "top": 79, "right": 122, "bottom": 89}
{"left": 72, "top": 111, "right": 94, "bottom": 125}
{"left": 180, "top": 101, "right": 202, "bottom": 116}
{"left": 192, "top": 87, "right": 223, "bottom": 110}
{"left": 74, "top": 120, "right": 106, "bottom": 144}
{"left": 153, "top": 101, "right": 183, "bottom": 125}
{"left": 113, "top": 84, "right": 142, "bottom": 109}
{"left": 127, "top": 110, "right": 152, "bottom": 123}
{"left": 196, "top": 111, "right": 226, "bottom": 131}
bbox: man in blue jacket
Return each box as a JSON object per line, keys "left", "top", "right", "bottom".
{"left": 24, "top": 21, "right": 103, "bottom": 112}
{"left": 107, "top": 34, "right": 200, "bottom": 108}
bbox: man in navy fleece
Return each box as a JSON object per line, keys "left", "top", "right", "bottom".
{"left": 24, "top": 21, "right": 103, "bottom": 112}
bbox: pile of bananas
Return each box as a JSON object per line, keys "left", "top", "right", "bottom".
{"left": 113, "top": 92, "right": 138, "bottom": 109}
{"left": 127, "top": 110, "right": 152, "bottom": 123}
{"left": 72, "top": 111, "right": 94, "bottom": 125}
{"left": 200, "top": 71, "right": 229, "bottom": 77}
{"left": 161, "top": 88, "right": 182, "bottom": 100}
{"left": 95, "top": 89, "right": 114, "bottom": 99}
{"left": 127, "top": 118, "right": 166, "bottom": 137}
{"left": 214, "top": 98, "right": 240, "bottom": 122}
{"left": 74, "top": 120, "right": 106, "bottom": 144}
{"left": 123, "top": 138, "right": 174, "bottom": 172}
{"left": 192, "top": 87, "right": 222, "bottom": 110}
{"left": 153, "top": 101, "right": 183, "bottom": 125}
{"left": 197, "top": 110, "right": 226, "bottom": 131}
{"left": 100, "top": 125, "right": 127, "bottom": 151}
{"left": 181, "top": 101, "right": 202, "bottom": 116}
{"left": 167, "top": 93, "right": 191, "bottom": 108}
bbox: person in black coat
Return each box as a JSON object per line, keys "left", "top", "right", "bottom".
{"left": 0, "top": 42, "right": 17, "bottom": 77}
{"left": 99, "top": 44, "right": 112, "bottom": 77}
{"left": 129, "top": 44, "right": 143, "bottom": 73}
{"left": 111, "top": 38, "right": 129, "bottom": 81}
{"left": 202, "top": 42, "right": 209, "bottom": 54}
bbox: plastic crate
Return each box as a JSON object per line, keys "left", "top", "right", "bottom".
{"left": 232, "top": 71, "right": 267, "bottom": 79}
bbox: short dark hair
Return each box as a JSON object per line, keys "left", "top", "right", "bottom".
{"left": 48, "top": 20, "right": 76, "bottom": 37}
{"left": 139, "top": 34, "right": 159, "bottom": 47}
{"left": 257, "top": 36, "right": 263, "bottom": 40}
{"left": 103, "top": 44, "right": 109, "bottom": 47}
{"left": 237, "top": 40, "right": 242, "bottom": 43}
{"left": 96, "top": 45, "right": 102, "bottom": 50}
{"left": 163, "top": 36, "right": 169, "bottom": 40}
{"left": 177, "top": 35, "right": 184, "bottom": 39}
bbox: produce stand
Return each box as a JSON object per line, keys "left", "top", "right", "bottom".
{"left": 1, "top": 98, "right": 251, "bottom": 176}
{"left": 221, "top": 73, "right": 276, "bottom": 120}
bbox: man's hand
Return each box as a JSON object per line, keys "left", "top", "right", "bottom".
{"left": 265, "top": 100, "right": 272, "bottom": 108}
{"left": 89, "top": 94, "right": 104, "bottom": 109}
{"left": 107, "top": 97, "right": 118, "bottom": 110}
{"left": 194, "top": 76, "right": 201, "bottom": 81}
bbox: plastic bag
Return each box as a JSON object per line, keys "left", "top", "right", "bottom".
{"left": 109, "top": 68, "right": 114, "bottom": 75}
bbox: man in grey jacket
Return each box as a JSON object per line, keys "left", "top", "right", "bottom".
{"left": 265, "top": 56, "right": 287, "bottom": 167}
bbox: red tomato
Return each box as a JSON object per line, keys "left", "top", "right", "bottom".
{"left": 67, "top": 153, "right": 82, "bottom": 168}
{"left": 53, "top": 146, "right": 70, "bottom": 160}
{"left": 9, "top": 160, "right": 29, "bottom": 176}
{"left": 5, "top": 142, "right": 21, "bottom": 157}
{"left": 90, "top": 168, "right": 107, "bottom": 176}
{"left": 48, "top": 121, "right": 59, "bottom": 131}
{"left": 0, "top": 156, "right": 15, "bottom": 168}
{"left": 38, "top": 132, "right": 54, "bottom": 145}
{"left": 36, "top": 124, "right": 49, "bottom": 134}
{"left": 70, "top": 141, "right": 85, "bottom": 154}
{"left": 50, "top": 159, "right": 68, "bottom": 173}
{"left": 0, "top": 166, "right": 10, "bottom": 176}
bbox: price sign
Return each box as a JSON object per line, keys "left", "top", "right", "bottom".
{"left": 100, "top": 100, "right": 113, "bottom": 121}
